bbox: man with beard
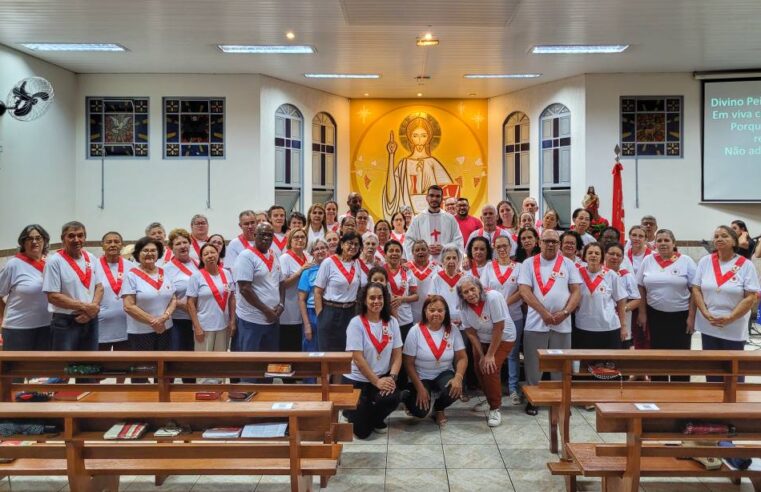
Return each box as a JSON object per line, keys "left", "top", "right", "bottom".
{"left": 405, "top": 186, "right": 463, "bottom": 262}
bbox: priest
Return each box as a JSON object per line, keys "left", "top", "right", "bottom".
{"left": 404, "top": 185, "right": 463, "bottom": 262}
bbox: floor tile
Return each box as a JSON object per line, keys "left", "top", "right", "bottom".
{"left": 388, "top": 418, "right": 442, "bottom": 445}
{"left": 447, "top": 468, "right": 514, "bottom": 492}
{"left": 384, "top": 468, "right": 448, "bottom": 491}
{"left": 3, "top": 477, "right": 68, "bottom": 492}
{"left": 499, "top": 446, "right": 559, "bottom": 469}
{"left": 191, "top": 475, "right": 259, "bottom": 491}
{"left": 443, "top": 444, "right": 505, "bottom": 469}
{"left": 340, "top": 444, "right": 387, "bottom": 469}
{"left": 507, "top": 469, "right": 566, "bottom": 492}
{"left": 321, "top": 468, "right": 385, "bottom": 491}
{"left": 125, "top": 475, "right": 199, "bottom": 491}
{"left": 386, "top": 444, "right": 445, "bottom": 469}
{"left": 440, "top": 421, "right": 496, "bottom": 445}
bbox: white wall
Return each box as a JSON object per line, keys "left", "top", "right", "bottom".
{"left": 0, "top": 45, "right": 77, "bottom": 249}
{"left": 75, "top": 74, "right": 349, "bottom": 243}
{"left": 585, "top": 73, "right": 761, "bottom": 240}
{"left": 487, "top": 75, "right": 587, "bottom": 217}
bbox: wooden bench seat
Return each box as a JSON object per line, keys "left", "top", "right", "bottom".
{"left": 86, "top": 457, "right": 339, "bottom": 475}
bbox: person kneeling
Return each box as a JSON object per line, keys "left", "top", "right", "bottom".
{"left": 402, "top": 295, "right": 467, "bottom": 426}
{"left": 342, "top": 282, "right": 403, "bottom": 439}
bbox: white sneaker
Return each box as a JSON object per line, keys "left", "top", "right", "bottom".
{"left": 509, "top": 391, "right": 521, "bottom": 406}
{"left": 471, "top": 399, "right": 489, "bottom": 412}
{"left": 487, "top": 409, "right": 502, "bottom": 427}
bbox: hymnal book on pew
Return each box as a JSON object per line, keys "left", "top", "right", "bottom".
{"left": 265, "top": 363, "right": 295, "bottom": 378}
{"left": 241, "top": 423, "right": 288, "bottom": 438}
{"left": 52, "top": 390, "right": 90, "bottom": 401}
{"left": 202, "top": 427, "right": 242, "bottom": 439}
{"left": 103, "top": 422, "right": 148, "bottom": 440}
{"left": 0, "top": 441, "right": 34, "bottom": 463}
{"left": 227, "top": 391, "right": 256, "bottom": 402}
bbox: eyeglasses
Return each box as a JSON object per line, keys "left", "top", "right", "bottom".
{"left": 541, "top": 239, "right": 559, "bottom": 244}
{"left": 25, "top": 236, "right": 44, "bottom": 243}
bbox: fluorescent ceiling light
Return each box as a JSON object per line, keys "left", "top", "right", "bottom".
{"left": 532, "top": 44, "right": 629, "bottom": 54}
{"left": 21, "top": 43, "right": 126, "bottom": 52}
{"left": 304, "top": 73, "right": 380, "bottom": 79}
{"left": 464, "top": 73, "right": 541, "bottom": 79}
{"left": 218, "top": 45, "right": 315, "bottom": 54}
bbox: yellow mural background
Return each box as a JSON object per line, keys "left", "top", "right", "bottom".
{"left": 350, "top": 99, "right": 488, "bottom": 221}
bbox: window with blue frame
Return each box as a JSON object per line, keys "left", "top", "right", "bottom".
{"left": 540, "top": 103, "right": 571, "bottom": 227}
{"left": 87, "top": 97, "right": 149, "bottom": 158}
{"left": 503, "top": 111, "right": 530, "bottom": 209}
{"left": 275, "top": 104, "right": 304, "bottom": 213}
{"left": 620, "top": 96, "right": 682, "bottom": 157}
{"left": 312, "top": 112, "right": 337, "bottom": 205}
{"left": 163, "top": 97, "right": 224, "bottom": 159}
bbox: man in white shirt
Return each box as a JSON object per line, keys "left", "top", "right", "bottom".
{"left": 225, "top": 210, "right": 258, "bottom": 271}
{"left": 523, "top": 196, "right": 543, "bottom": 229}
{"left": 404, "top": 185, "right": 463, "bottom": 262}
{"left": 518, "top": 228, "right": 581, "bottom": 415}
{"left": 444, "top": 197, "right": 457, "bottom": 215}
{"left": 43, "top": 221, "right": 104, "bottom": 351}
{"left": 466, "top": 204, "right": 514, "bottom": 254}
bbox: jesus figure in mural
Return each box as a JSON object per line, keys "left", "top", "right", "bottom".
{"left": 382, "top": 116, "right": 456, "bottom": 219}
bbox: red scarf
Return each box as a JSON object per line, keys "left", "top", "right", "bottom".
{"left": 712, "top": 253, "right": 746, "bottom": 288}
{"left": 238, "top": 234, "right": 256, "bottom": 252}
{"left": 15, "top": 253, "right": 45, "bottom": 274}
{"left": 420, "top": 324, "right": 450, "bottom": 360}
{"left": 438, "top": 270, "right": 462, "bottom": 289}
{"left": 171, "top": 258, "right": 196, "bottom": 277}
{"left": 579, "top": 266, "right": 606, "bottom": 294}
{"left": 58, "top": 250, "right": 92, "bottom": 289}
{"left": 330, "top": 255, "right": 356, "bottom": 285}
{"left": 407, "top": 261, "right": 434, "bottom": 281}
{"left": 272, "top": 233, "right": 288, "bottom": 252}
{"left": 252, "top": 249, "right": 275, "bottom": 272}
{"left": 130, "top": 267, "right": 164, "bottom": 291}
{"left": 533, "top": 255, "right": 564, "bottom": 296}
{"left": 491, "top": 260, "right": 514, "bottom": 285}
{"left": 386, "top": 264, "right": 408, "bottom": 296}
{"left": 360, "top": 316, "right": 390, "bottom": 355}
{"left": 628, "top": 246, "right": 652, "bottom": 264}
{"left": 285, "top": 249, "right": 307, "bottom": 267}
{"left": 470, "top": 300, "right": 486, "bottom": 318}
{"left": 653, "top": 252, "right": 680, "bottom": 270}
{"left": 100, "top": 256, "right": 124, "bottom": 295}
{"left": 200, "top": 268, "right": 229, "bottom": 313}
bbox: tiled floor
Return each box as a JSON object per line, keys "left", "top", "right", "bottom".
{"left": 2, "top": 332, "right": 760, "bottom": 491}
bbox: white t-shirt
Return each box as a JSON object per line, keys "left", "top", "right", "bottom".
{"left": 315, "top": 255, "right": 361, "bottom": 303}
{"left": 225, "top": 235, "right": 255, "bottom": 274}
{"left": 279, "top": 251, "right": 311, "bottom": 325}
{"left": 121, "top": 268, "right": 175, "bottom": 334}
{"left": 466, "top": 228, "right": 517, "bottom": 257}
{"left": 233, "top": 248, "right": 283, "bottom": 325}
{"left": 625, "top": 247, "right": 652, "bottom": 276}
{"left": 386, "top": 265, "right": 418, "bottom": 326}
{"left": 580, "top": 233, "right": 596, "bottom": 245}
{"left": 97, "top": 257, "right": 137, "bottom": 343}
{"left": 460, "top": 289, "right": 516, "bottom": 343}
{"left": 42, "top": 250, "right": 102, "bottom": 314}
{"left": 345, "top": 315, "right": 403, "bottom": 382}
{"left": 574, "top": 267, "right": 626, "bottom": 332}
{"left": 189, "top": 238, "right": 206, "bottom": 263}
{"left": 271, "top": 232, "right": 288, "bottom": 257}
{"left": 307, "top": 227, "right": 325, "bottom": 245}
{"left": 636, "top": 254, "right": 696, "bottom": 312}
{"left": 0, "top": 256, "right": 51, "bottom": 329}
{"left": 616, "top": 269, "right": 641, "bottom": 337}
{"left": 465, "top": 262, "right": 487, "bottom": 280}
{"left": 517, "top": 254, "right": 582, "bottom": 334}
{"left": 403, "top": 323, "right": 466, "bottom": 380}
{"left": 481, "top": 260, "right": 523, "bottom": 321}
{"left": 692, "top": 254, "right": 760, "bottom": 341}
{"left": 186, "top": 269, "right": 234, "bottom": 331}
{"left": 429, "top": 271, "right": 464, "bottom": 325}
{"left": 407, "top": 261, "right": 440, "bottom": 324}
{"left": 164, "top": 259, "right": 200, "bottom": 320}
{"left": 156, "top": 248, "right": 173, "bottom": 268}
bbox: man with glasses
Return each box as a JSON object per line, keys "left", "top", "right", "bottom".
{"left": 188, "top": 214, "right": 210, "bottom": 262}
{"left": 518, "top": 229, "right": 581, "bottom": 415}
{"left": 466, "top": 204, "right": 516, "bottom": 256}
{"left": 233, "top": 222, "right": 284, "bottom": 353}
{"left": 405, "top": 185, "right": 463, "bottom": 262}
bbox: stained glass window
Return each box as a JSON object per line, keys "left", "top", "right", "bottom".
{"left": 87, "top": 97, "right": 149, "bottom": 158}
{"left": 275, "top": 104, "right": 304, "bottom": 213}
{"left": 503, "top": 111, "right": 530, "bottom": 209}
{"left": 620, "top": 96, "right": 682, "bottom": 157}
{"left": 540, "top": 103, "right": 571, "bottom": 227}
{"left": 312, "top": 112, "right": 337, "bottom": 204}
{"left": 163, "top": 97, "right": 225, "bottom": 159}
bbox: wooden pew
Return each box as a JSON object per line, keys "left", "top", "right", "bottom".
{"left": 523, "top": 349, "right": 761, "bottom": 455}
{"left": 551, "top": 402, "right": 761, "bottom": 492}
{"left": 0, "top": 401, "right": 340, "bottom": 492}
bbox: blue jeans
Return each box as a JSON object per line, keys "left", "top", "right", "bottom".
{"left": 236, "top": 317, "right": 279, "bottom": 352}
{"left": 50, "top": 313, "right": 98, "bottom": 351}
{"left": 3, "top": 326, "right": 51, "bottom": 351}
{"left": 507, "top": 318, "right": 525, "bottom": 393}
{"left": 302, "top": 308, "right": 320, "bottom": 352}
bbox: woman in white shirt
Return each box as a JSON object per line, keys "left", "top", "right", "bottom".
{"left": 626, "top": 225, "right": 652, "bottom": 349}
{"left": 457, "top": 276, "right": 516, "bottom": 427}
{"left": 637, "top": 229, "right": 697, "bottom": 382}
{"left": 324, "top": 200, "right": 340, "bottom": 233}
{"left": 482, "top": 235, "right": 523, "bottom": 405}
{"left": 279, "top": 228, "right": 313, "bottom": 352}
{"left": 429, "top": 246, "right": 464, "bottom": 327}
{"left": 603, "top": 242, "right": 641, "bottom": 349}
{"left": 164, "top": 228, "right": 200, "bottom": 358}
{"left": 374, "top": 220, "right": 392, "bottom": 257}
{"left": 407, "top": 240, "right": 439, "bottom": 324}
{"left": 122, "top": 237, "right": 176, "bottom": 381}
{"left": 384, "top": 239, "right": 418, "bottom": 389}
{"left": 465, "top": 236, "right": 491, "bottom": 279}
{"left": 97, "top": 231, "right": 136, "bottom": 352}
{"left": 560, "top": 231, "right": 585, "bottom": 267}
{"left": 572, "top": 208, "right": 596, "bottom": 245}
{"left": 390, "top": 212, "right": 407, "bottom": 244}
{"left": 306, "top": 203, "right": 327, "bottom": 245}
{"left": 0, "top": 225, "right": 52, "bottom": 350}
{"left": 359, "top": 233, "right": 382, "bottom": 282}
{"left": 496, "top": 200, "right": 518, "bottom": 233}
{"left": 573, "top": 243, "right": 627, "bottom": 349}
{"left": 343, "top": 282, "right": 403, "bottom": 439}
{"left": 187, "top": 244, "right": 236, "bottom": 352}
{"left": 402, "top": 295, "right": 467, "bottom": 426}
{"left": 692, "top": 226, "right": 760, "bottom": 382}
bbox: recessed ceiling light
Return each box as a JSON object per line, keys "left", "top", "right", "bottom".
{"left": 303, "top": 73, "right": 380, "bottom": 79}
{"left": 468, "top": 93, "right": 477, "bottom": 96}
{"left": 364, "top": 93, "right": 369, "bottom": 97}
{"left": 464, "top": 73, "right": 542, "bottom": 79}
{"left": 531, "top": 44, "right": 629, "bottom": 54}
{"left": 20, "top": 43, "right": 126, "bottom": 52}
{"left": 416, "top": 33, "right": 440, "bottom": 47}
{"left": 286, "top": 32, "right": 295, "bottom": 40}
{"left": 417, "top": 92, "right": 423, "bottom": 97}
{"left": 218, "top": 45, "right": 315, "bottom": 54}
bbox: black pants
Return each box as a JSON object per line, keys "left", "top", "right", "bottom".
{"left": 2, "top": 326, "right": 50, "bottom": 351}
{"left": 171, "top": 319, "right": 195, "bottom": 383}
{"left": 128, "top": 330, "right": 171, "bottom": 383}
{"left": 572, "top": 327, "right": 622, "bottom": 349}
{"left": 397, "top": 322, "right": 413, "bottom": 389}
{"left": 342, "top": 376, "right": 400, "bottom": 439}
{"left": 647, "top": 306, "right": 691, "bottom": 382}
{"left": 317, "top": 304, "right": 355, "bottom": 352}
{"left": 702, "top": 333, "right": 745, "bottom": 383}
{"left": 279, "top": 323, "right": 303, "bottom": 352}
{"left": 461, "top": 335, "right": 480, "bottom": 392}
{"left": 403, "top": 370, "right": 458, "bottom": 417}
{"left": 50, "top": 314, "right": 98, "bottom": 351}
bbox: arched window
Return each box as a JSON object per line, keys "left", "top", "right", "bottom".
{"left": 312, "top": 112, "right": 336, "bottom": 204}
{"left": 540, "top": 103, "right": 571, "bottom": 227}
{"left": 275, "top": 104, "right": 304, "bottom": 213}
{"left": 503, "top": 111, "right": 530, "bottom": 210}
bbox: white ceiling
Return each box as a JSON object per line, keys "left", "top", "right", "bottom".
{"left": 1, "top": 0, "right": 760, "bottom": 98}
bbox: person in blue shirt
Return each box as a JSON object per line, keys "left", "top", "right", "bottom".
{"left": 298, "top": 239, "right": 330, "bottom": 352}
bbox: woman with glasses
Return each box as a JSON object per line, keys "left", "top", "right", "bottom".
{"left": 0, "top": 225, "right": 52, "bottom": 350}
{"left": 314, "top": 232, "right": 363, "bottom": 354}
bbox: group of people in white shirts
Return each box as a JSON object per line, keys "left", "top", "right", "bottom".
{"left": 0, "top": 184, "right": 758, "bottom": 436}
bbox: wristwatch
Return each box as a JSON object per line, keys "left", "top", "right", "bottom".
{"left": 389, "top": 374, "right": 398, "bottom": 381}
